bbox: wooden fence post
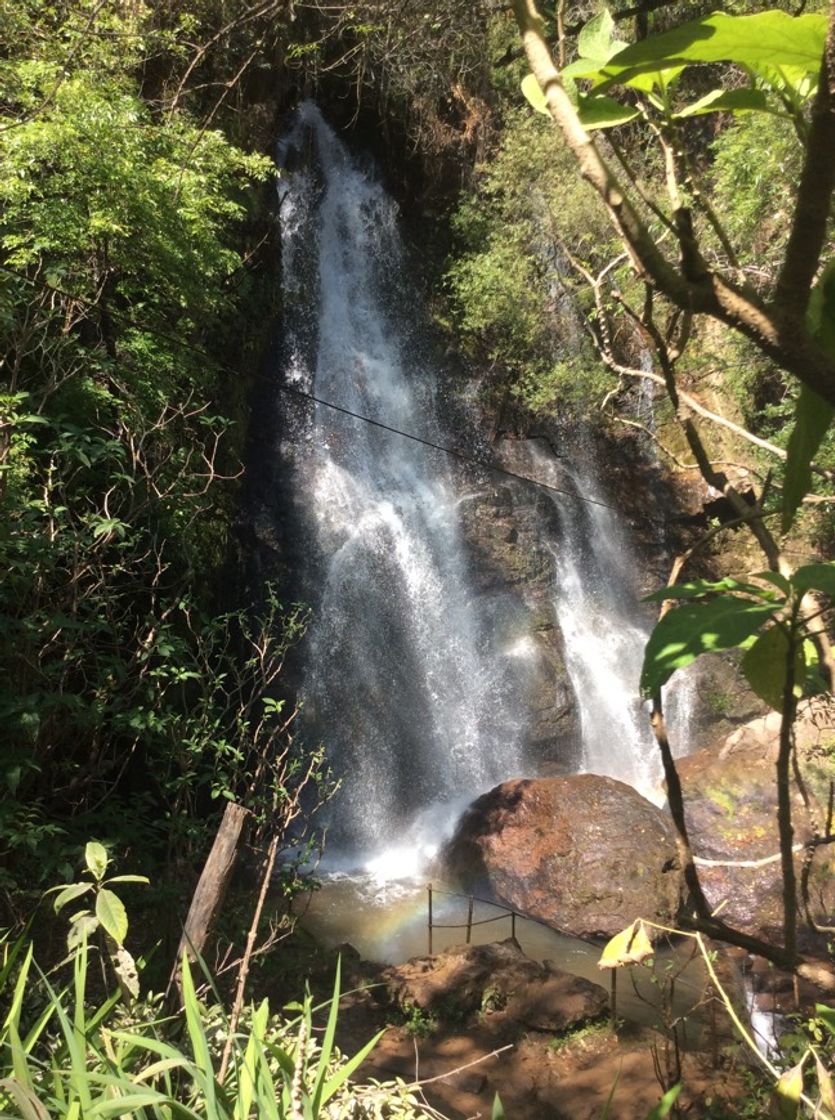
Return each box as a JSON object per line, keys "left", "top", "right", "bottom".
{"left": 170, "top": 801, "right": 249, "bottom": 990}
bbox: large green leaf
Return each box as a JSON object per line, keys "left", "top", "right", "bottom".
{"left": 95, "top": 889, "right": 128, "bottom": 945}
{"left": 791, "top": 562, "right": 835, "bottom": 597}
{"left": 674, "top": 87, "right": 776, "bottom": 119}
{"left": 521, "top": 73, "right": 549, "bottom": 115}
{"left": 567, "top": 11, "right": 826, "bottom": 89}
{"left": 578, "top": 95, "right": 640, "bottom": 129}
{"left": 640, "top": 597, "right": 777, "bottom": 695}
{"left": 51, "top": 882, "right": 92, "bottom": 913}
{"left": 522, "top": 72, "right": 639, "bottom": 129}
{"left": 643, "top": 576, "right": 780, "bottom": 603}
{"left": 782, "top": 264, "right": 835, "bottom": 534}
{"left": 770, "top": 1056, "right": 805, "bottom": 1119}
{"left": 741, "top": 624, "right": 805, "bottom": 711}
{"left": 577, "top": 10, "right": 629, "bottom": 68}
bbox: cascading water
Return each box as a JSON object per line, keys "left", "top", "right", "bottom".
{"left": 277, "top": 104, "right": 529, "bottom": 866}
{"left": 516, "top": 441, "right": 693, "bottom": 795}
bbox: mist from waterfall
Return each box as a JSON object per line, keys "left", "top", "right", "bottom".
{"left": 277, "top": 104, "right": 528, "bottom": 862}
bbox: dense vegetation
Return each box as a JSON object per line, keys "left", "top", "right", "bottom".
{"left": 0, "top": 0, "right": 325, "bottom": 909}
{"left": 3, "top": 0, "right": 835, "bottom": 1116}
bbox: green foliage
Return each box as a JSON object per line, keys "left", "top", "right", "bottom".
{"left": 561, "top": 10, "right": 824, "bottom": 124}
{"left": 444, "top": 108, "right": 616, "bottom": 416}
{"left": 0, "top": 922, "right": 432, "bottom": 1120}
{"left": 0, "top": 0, "right": 317, "bottom": 896}
{"left": 640, "top": 565, "right": 835, "bottom": 703}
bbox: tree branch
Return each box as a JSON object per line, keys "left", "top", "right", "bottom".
{"left": 511, "top": 0, "right": 835, "bottom": 408}
{"left": 773, "top": 2, "right": 835, "bottom": 320}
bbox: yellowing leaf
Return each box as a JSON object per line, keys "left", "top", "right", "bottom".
{"left": 814, "top": 1052, "right": 835, "bottom": 1116}
{"left": 85, "top": 841, "right": 109, "bottom": 880}
{"left": 598, "top": 921, "right": 655, "bottom": 969}
{"left": 770, "top": 1056, "right": 806, "bottom": 1119}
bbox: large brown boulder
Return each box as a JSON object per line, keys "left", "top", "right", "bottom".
{"left": 437, "top": 775, "right": 682, "bottom": 939}
{"left": 678, "top": 708, "right": 835, "bottom": 941}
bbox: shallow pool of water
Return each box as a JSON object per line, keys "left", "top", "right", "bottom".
{"left": 293, "top": 871, "right": 709, "bottom": 1041}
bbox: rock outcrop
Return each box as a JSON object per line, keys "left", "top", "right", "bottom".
{"left": 437, "top": 775, "right": 682, "bottom": 938}
{"left": 379, "top": 938, "right": 608, "bottom": 1033}
{"left": 678, "top": 706, "right": 835, "bottom": 941}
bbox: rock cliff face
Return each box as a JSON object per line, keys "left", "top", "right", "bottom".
{"left": 437, "top": 774, "right": 683, "bottom": 938}
{"left": 678, "top": 706, "right": 835, "bottom": 942}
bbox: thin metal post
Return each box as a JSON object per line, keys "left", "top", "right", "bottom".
{"left": 709, "top": 985, "right": 718, "bottom": 1068}
{"left": 427, "top": 883, "right": 433, "bottom": 956}
{"left": 466, "top": 895, "right": 474, "bottom": 944}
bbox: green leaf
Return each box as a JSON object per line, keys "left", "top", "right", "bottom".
{"left": 645, "top": 1084, "right": 682, "bottom": 1120}
{"left": 104, "top": 875, "right": 150, "bottom": 885}
{"left": 643, "top": 577, "right": 778, "bottom": 603}
{"left": 815, "top": 1004, "right": 835, "bottom": 1036}
{"left": 640, "top": 597, "right": 777, "bottom": 696}
{"left": 85, "top": 841, "right": 109, "bottom": 880}
{"left": 95, "top": 889, "right": 128, "bottom": 945}
{"left": 51, "top": 882, "right": 92, "bottom": 913}
{"left": 521, "top": 73, "right": 549, "bottom": 116}
{"left": 577, "top": 95, "right": 640, "bottom": 130}
{"left": 782, "top": 387, "right": 834, "bottom": 534}
{"left": 675, "top": 87, "right": 776, "bottom": 118}
{"left": 577, "top": 10, "right": 628, "bottom": 66}
{"left": 753, "top": 571, "right": 793, "bottom": 597}
{"left": 741, "top": 624, "right": 805, "bottom": 711}
{"left": 582, "top": 11, "right": 826, "bottom": 90}
{"left": 792, "top": 562, "right": 835, "bottom": 597}
{"left": 492, "top": 1093, "right": 507, "bottom": 1120}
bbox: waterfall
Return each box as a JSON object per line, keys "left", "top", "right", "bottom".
{"left": 277, "top": 104, "right": 528, "bottom": 861}
{"left": 521, "top": 440, "right": 693, "bottom": 795}
{"left": 275, "top": 105, "right": 694, "bottom": 872}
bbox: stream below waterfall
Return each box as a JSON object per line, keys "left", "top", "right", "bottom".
{"left": 274, "top": 105, "right": 697, "bottom": 984}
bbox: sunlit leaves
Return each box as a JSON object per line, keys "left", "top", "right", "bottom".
{"left": 538, "top": 9, "right": 826, "bottom": 129}
{"left": 741, "top": 624, "right": 805, "bottom": 710}
{"left": 642, "top": 563, "right": 835, "bottom": 705}
{"left": 568, "top": 11, "right": 826, "bottom": 90}
{"left": 640, "top": 597, "right": 777, "bottom": 696}
{"left": 598, "top": 920, "right": 654, "bottom": 969}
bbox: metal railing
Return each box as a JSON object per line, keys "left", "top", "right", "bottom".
{"left": 425, "top": 882, "right": 518, "bottom": 954}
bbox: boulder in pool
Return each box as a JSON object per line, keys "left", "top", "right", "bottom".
{"left": 437, "top": 775, "right": 682, "bottom": 939}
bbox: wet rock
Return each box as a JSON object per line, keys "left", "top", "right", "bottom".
{"left": 678, "top": 707, "right": 835, "bottom": 941}
{"left": 437, "top": 775, "right": 682, "bottom": 939}
{"left": 379, "top": 938, "right": 607, "bottom": 1032}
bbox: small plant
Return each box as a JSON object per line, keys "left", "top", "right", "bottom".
{"left": 48, "top": 840, "right": 148, "bottom": 997}
{"left": 397, "top": 1000, "right": 438, "bottom": 1039}
{"left": 547, "top": 1017, "right": 610, "bottom": 1053}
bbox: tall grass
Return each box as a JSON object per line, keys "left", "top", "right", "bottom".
{"left": 0, "top": 934, "right": 427, "bottom": 1120}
